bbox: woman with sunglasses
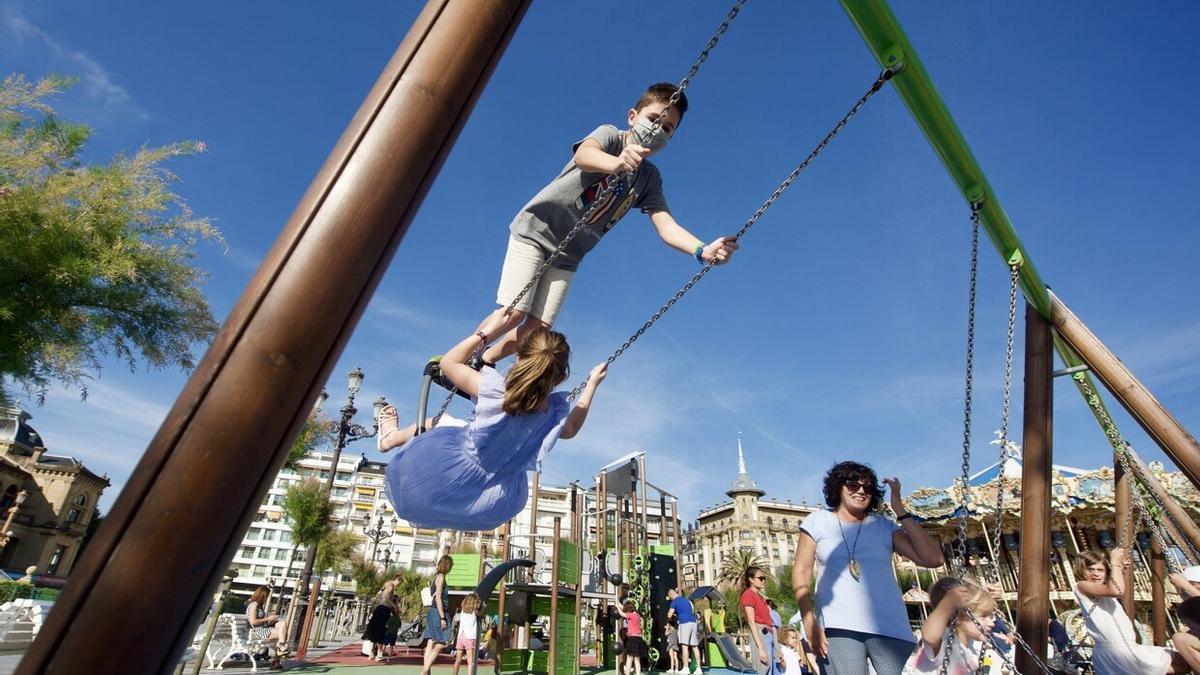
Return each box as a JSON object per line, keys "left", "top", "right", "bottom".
{"left": 741, "top": 565, "right": 779, "bottom": 675}
{"left": 792, "top": 461, "right": 944, "bottom": 675}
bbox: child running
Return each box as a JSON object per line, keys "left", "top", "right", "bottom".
{"left": 614, "top": 601, "right": 645, "bottom": 675}
{"left": 471, "top": 82, "right": 739, "bottom": 369}
{"left": 452, "top": 593, "right": 482, "bottom": 675}
{"left": 378, "top": 326, "right": 606, "bottom": 531}
{"left": 902, "top": 577, "right": 996, "bottom": 675}
{"left": 1074, "top": 549, "right": 1190, "bottom": 674}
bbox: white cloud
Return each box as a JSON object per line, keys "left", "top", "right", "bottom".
{"left": 1, "top": 4, "right": 148, "bottom": 120}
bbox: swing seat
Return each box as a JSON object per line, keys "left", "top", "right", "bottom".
{"left": 422, "top": 356, "right": 473, "bottom": 400}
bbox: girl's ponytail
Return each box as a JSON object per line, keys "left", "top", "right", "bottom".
{"left": 503, "top": 327, "right": 570, "bottom": 415}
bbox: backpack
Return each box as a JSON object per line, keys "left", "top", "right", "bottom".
{"left": 421, "top": 582, "right": 434, "bottom": 608}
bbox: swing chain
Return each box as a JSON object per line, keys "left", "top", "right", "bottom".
{"left": 954, "top": 208, "right": 981, "bottom": 577}
{"left": 565, "top": 67, "right": 896, "bottom": 401}
{"left": 1075, "top": 374, "right": 1199, "bottom": 564}
{"left": 430, "top": 0, "right": 749, "bottom": 422}
{"left": 992, "top": 261, "right": 1020, "bottom": 581}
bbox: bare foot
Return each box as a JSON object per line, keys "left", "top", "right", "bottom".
{"left": 377, "top": 405, "right": 417, "bottom": 452}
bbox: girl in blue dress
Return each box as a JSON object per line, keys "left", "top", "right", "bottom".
{"left": 377, "top": 325, "right": 607, "bottom": 532}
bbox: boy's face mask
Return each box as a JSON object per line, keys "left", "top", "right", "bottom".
{"left": 628, "top": 116, "right": 671, "bottom": 153}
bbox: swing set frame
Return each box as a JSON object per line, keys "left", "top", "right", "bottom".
{"left": 15, "top": 1, "right": 1200, "bottom": 673}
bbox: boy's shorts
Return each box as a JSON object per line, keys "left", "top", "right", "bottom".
{"left": 496, "top": 236, "right": 575, "bottom": 324}
{"left": 456, "top": 637, "right": 477, "bottom": 652}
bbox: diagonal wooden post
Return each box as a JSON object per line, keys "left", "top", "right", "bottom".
{"left": 17, "top": 1, "right": 530, "bottom": 672}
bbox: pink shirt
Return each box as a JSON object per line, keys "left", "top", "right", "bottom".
{"left": 625, "top": 611, "right": 643, "bottom": 637}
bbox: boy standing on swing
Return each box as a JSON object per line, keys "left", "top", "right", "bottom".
{"left": 470, "top": 82, "right": 740, "bottom": 363}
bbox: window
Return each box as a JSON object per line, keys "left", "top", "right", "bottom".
{"left": 276, "top": 549, "right": 288, "bottom": 560}
{"left": 247, "top": 528, "right": 262, "bottom": 540}
{"left": 73, "top": 494, "right": 87, "bottom": 507}
{"left": 66, "top": 509, "right": 80, "bottom": 523}
{"left": 0, "top": 485, "right": 17, "bottom": 512}
{"left": 46, "top": 545, "right": 67, "bottom": 575}
{"left": 781, "top": 518, "right": 789, "bottom": 530}
{"left": 239, "top": 546, "right": 255, "bottom": 558}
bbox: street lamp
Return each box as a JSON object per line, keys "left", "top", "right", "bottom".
{"left": 289, "top": 367, "right": 386, "bottom": 648}
{"left": 0, "top": 490, "right": 28, "bottom": 549}
{"left": 364, "top": 511, "right": 398, "bottom": 564}
{"left": 381, "top": 545, "right": 395, "bottom": 571}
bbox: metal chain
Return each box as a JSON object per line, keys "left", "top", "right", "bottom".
{"left": 990, "top": 262, "right": 1020, "bottom": 591}
{"left": 1075, "top": 374, "right": 1200, "bottom": 564}
{"left": 428, "top": 0, "right": 749, "bottom": 424}
{"left": 953, "top": 208, "right": 981, "bottom": 579}
{"left": 564, "top": 68, "right": 896, "bottom": 401}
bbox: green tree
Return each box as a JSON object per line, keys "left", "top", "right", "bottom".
{"left": 315, "top": 528, "right": 359, "bottom": 579}
{"left": 285, "top": 414, "right": 331, "bottom": 471}
{"left": 764, "top": 563, "right": 796, "bottom": 622}
{"left": 350, "top": 555, "right": 384, "bottom": 600}
{"left": 0, "top": 74, "right": 221, "bottom": 402}
{"left": 279, "top": 479, "right": 334, "bottom": 589}
{"left": 393, "top": 568, "right": 431, "bottom": 621}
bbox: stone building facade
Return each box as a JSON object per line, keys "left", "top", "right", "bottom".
{"left": 0, "top": 407, "right": 110, "bottom": 577}
{"left": 682, "top": 438, "right": 817, "bottom": 589}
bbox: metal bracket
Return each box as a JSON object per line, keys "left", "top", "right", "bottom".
{"left": 881, "top": 43, "right": 906, "bottom": 72}
{"left": 965, "top": 184, "right": 986, "bottom": 207}
{"left": 1006, "top": 249, "right": 1024, "bottom": 268}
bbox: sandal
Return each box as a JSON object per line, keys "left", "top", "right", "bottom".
{"left": 376, "top": 405, "right": 404, "bottom": 453}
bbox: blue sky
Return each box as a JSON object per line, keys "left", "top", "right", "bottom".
{"left": 3, "top": 1, "right": 1198, "bottom": 521}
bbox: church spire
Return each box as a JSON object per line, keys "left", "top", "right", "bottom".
{"left": 727, "top": 432, "right": 765, "bottom": 498}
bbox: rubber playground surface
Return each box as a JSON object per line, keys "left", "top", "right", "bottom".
{"left": 291, "top": 643, "right": 739, "bottom": 675}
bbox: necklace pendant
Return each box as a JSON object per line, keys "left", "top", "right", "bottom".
{"left": 849, "top": 559, "right": 862, "bottom": 581}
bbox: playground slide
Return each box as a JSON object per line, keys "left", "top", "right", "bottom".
{"left": 709, "top": 634, "right": 756, "bottom": 673}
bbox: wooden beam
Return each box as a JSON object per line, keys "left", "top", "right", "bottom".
{"left": 1017, "top": 303, "right": 1053, "bottom": 675}
{"left": 1115, "top": 464, "right": 1135, "bottom": 615}
{"left": 1151, "top": 539, "right": 1168, "bottom": 645}
{"left": 1050, "top": 290, "right": 1200, "bottom": 489}
{"left": 16, "top": 1, "right": 531, "bottom": 672}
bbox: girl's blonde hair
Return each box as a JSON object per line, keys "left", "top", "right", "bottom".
{"left": 1073, "top": 550, "right": 1110, "bottom": 582}
{"left": 929, "top": 576, "right": 997, "bottom": 619}
{"left": 778, "top": 626, "right": 799, "bottom": 646}
{"left": 461, "top": 592, "right": 481, "bottom": 614}
{"left": 503, "top": 327, "right": 570, "bottom": 415}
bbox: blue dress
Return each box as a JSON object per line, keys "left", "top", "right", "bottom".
{"left": 386, "top": 366, "right": 570, "bottom": 531}
{"left": 423, "top": 576, "right": 452, "bottom": 644}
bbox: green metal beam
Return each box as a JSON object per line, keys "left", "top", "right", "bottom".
{"left": 839, "top": 0, "right": 1051, "bottom": 319}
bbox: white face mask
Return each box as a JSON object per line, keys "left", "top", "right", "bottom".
{"left": 628, "top": 117, "right": 670, "bottom": 153}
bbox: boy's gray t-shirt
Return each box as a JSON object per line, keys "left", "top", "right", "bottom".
{"left": 509, "top": 124, "right": 671, "bottom": 272}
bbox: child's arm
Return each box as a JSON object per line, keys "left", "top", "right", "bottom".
{"left": 561, "top": 363, "right": 608, "bottom": 439}
{"left": 1170, "top": 573, "right": 1200, "bottom": 598}
{"left": 439, "top": 331, "right": 491, "bottom": 397}
{"left": 575, "top": 139, "right": 649, "bottom": 176}
{"left": 648, "top": 211, "right": 739, "bottom": 265}
{"left": 919, "top": 584, "right": 970, "bottom": 654}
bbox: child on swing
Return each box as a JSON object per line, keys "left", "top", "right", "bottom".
{"left": 1074, "top": 548, "right": 1191, "bottom": 674}
{"left": 377, "top": 325, "right": 607, "bottom": 531}
{"left": 467, "top": 82, "right": 739, "bottom": 370}
{"left": 902, "top": 576, "right": 998, "bottom": 675}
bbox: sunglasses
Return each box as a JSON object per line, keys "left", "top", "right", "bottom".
{"left": 843, "top": 480, "right": 875, "bottom": 493}
{"left": 753, "top": 575, "right": 766, "bottom": 581}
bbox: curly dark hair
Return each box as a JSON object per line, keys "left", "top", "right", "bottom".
{"left": 822, "top": 461, "right": 884, "bottom": 512}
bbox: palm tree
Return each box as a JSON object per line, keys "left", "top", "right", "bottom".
{"left": 764, "top": 563, "right": 796, "bottom": 621}
{"left": 393, "top": 568, "right": 432, "bottom": 622}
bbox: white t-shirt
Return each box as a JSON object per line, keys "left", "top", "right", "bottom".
{"left": 800, "top": 509, "right": 913, "bottom": 643}
{"left": 902, "top": 639, "right": 980, "bottom": 675}
{"left": 780, "top": 644, "right": 805, "bottom": 674}
{"left": 457, "top": 612, "right": 478, "bottom": 640}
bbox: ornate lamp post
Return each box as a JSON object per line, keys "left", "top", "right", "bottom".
{"left": 381, "top": 545, "right": 395, "bottom": 571}
{"left": 0, "top": 490, "right": 28, "bottom": 549}
{"left": 288, "top": 367, "right": 387, "bottom": 649}
{"left": 364, "top": 511, "right": 398, "bottom": 564}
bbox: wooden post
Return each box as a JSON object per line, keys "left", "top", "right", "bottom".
{"left": 1017, "top": 303, "right": 1052, "bottom": 675}
{"left": 549, "top": 518, "right": 562, "bottom": 675}
{"left": 184, "top": 571, "right": 237, "bottom": 675}
{"left": 1151, "top": 539, "right": 1168, "bottom": 645}
{"left": 1115, "top": 464, "right": 1135, "bottom": 615}
{"left": 573, "top": 491, "right": 584, "bottom": 675}
{"left": 296, "top": 577, "right": 322, "bottom": 660}
{"left": 1050, "top": 291, "right": 1200, "bottom": 489}
{"left": 17, "top": 1, "right": 531, "bottom": 672}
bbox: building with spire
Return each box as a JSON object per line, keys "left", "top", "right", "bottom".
{"left": 681, "top": 436, "right": 818, "bottom": 589}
